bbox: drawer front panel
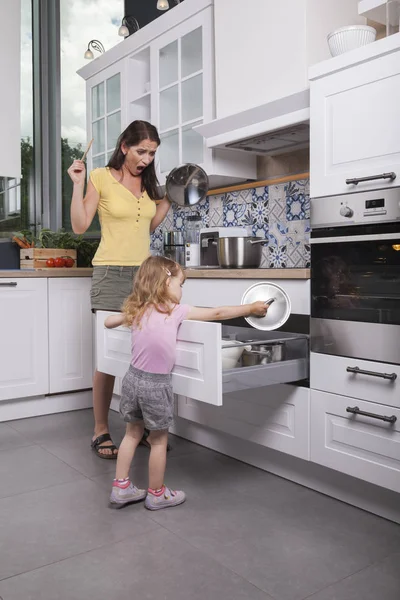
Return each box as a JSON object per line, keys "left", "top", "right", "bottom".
{"left": 310, "top": 389, "right": 400, "bottom": 493}
{"left": 311, "top": 353, "right": 400, "bottom": 408}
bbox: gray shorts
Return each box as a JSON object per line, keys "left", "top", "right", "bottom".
{"left": 90, "top": 266, "right": 139, "bottom": 312}
{"left": 119, "top": 365, "right": 174, "bottom": 431}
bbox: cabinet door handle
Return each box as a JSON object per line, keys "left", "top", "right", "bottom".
{"left": 0, "top": 282, "right": 17, "bottom": 287}
{"left": 346, "top": 366, "right": 397, "bottom": 381}
{"left": 345, "top": 172, "right": 396, "bottom": 185}
{"left": 346, "top": 406, "right": 397, "bottom": 424}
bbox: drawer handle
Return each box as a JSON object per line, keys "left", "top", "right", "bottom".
{"left": 346, "top": 406, "right": 397, "bottom": 424}
{"left": 0, "top": 282, "right": 17, "bottom": 287}
{"left": 345, "top": 172, "right": 396, "bottom": 186}
{"left": 346, "top": 366, "right": 397, "bottom": 381}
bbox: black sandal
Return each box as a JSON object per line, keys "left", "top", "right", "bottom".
{"left": 91, "top": 433, "right": 118, "bottom": 460}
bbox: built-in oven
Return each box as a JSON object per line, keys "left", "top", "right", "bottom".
{"left": 310, "top": 187, "right": 400, "bottom": 365}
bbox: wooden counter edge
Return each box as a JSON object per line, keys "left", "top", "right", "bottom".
{"left": 184, "top": 268, "right": 310, "bottom": 279}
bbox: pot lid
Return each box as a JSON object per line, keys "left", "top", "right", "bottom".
{"left": 165, "top": 163, "right": 209, "bottom": 207}
{"left": 241, "top": 282, "right": 291, "bottom": 330}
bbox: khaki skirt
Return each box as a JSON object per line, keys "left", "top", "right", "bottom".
{"left": 90, "top": 266, "right": 139, "bottom": 312}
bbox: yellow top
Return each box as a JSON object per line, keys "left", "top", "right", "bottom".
{"left": 90, "top": 167, "right": 157, "bottom": 266}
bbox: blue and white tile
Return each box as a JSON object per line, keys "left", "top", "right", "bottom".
{"left": 208, "top": 194, "right": 224, "bottom": 212}
{"left": 303, "top": 242, "right": 311, "bottom": 268}
{"left": 260, "top": 244, "right": 269, "bottom": 268}
{"left": 268, "top": 221, "right": 288, "bottom": 247}
{"left": 286, "top": 219, "right": 310, "bottom": 246}
{"left": 173, "top": 211, "right": 186, "bottom": 232}
{"left": 286, "top": 181, "right": 308, "bottom": 221}
{"left": 225, "top": 189, "right": 252, "bottom": 205}
{"left": 209, "top": 207, "right": 223, "bottom": 227}
{"left": 223, "top": 201, "right": 251, "bottom": 228}
{"left": 252, "top": 224, "right": 268, "bottom": 239}
{"left": 286, "top": 241, "right": 305, "bottom": 268}
{"left": 269, "top": 245, "right": 287, "bottom": 268}
{"left": 268, "top": 184, "right": 286, "bottom": 221}
{"left": 251, "top": 187, "right": 269, "bottom": 230}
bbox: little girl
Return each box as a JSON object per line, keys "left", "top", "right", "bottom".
{"left": 105, "top": 255, "right": 269, "bottom": 511}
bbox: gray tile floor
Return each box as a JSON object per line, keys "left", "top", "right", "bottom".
{"left": 0, "top": 409, "right": 399, "bottom": 600}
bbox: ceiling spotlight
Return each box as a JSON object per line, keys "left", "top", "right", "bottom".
{"left": 84, "top": 40, "right": 105, "bottom": 60}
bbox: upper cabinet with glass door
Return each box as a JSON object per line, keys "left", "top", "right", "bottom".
{"left": 155, "top": 24, "right": 206, "bottom": 178}
{"left": 89, "top": 67, "right": 122, "bottom": 171}
{"left": 77, "top": 0, "right": 257, "bottom": 187}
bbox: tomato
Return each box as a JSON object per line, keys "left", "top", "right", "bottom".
{"left": 46, "top": 258, "right": 55, "bottom": 268}
{"left": 64, "top": 257, "right": 74, "bottom": 268}
{"left": 54, "top": 257, "right": 66, "bottom": 268}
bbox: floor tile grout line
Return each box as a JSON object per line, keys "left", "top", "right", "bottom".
{"left": 0, "top": 522, "right": 161, "bottom": 585}
{"left": 143, "top": 517, "right": 276, "bottom": 600}
{"left": 0, "top": 469, "right": 94, "bottom": 502}
{"left": 36, "top": 442, "right": 108, "bottom": 480}
{"left": 300, "top": 550, "right": 400, "bottom": 600}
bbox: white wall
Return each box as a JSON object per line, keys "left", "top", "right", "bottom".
{"left": 0, "top": 0, "right": 21, "bottom": 177}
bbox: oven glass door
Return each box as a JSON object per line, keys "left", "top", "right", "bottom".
{"left": 311, "top": 224, "right": 400, "bottom": 325}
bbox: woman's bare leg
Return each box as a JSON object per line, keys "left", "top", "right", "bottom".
{"left": 92, "top": 369, "right": 117, "bottom": 456}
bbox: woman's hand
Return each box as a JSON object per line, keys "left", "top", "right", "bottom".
{"left": 67, "top": 160, "right": 86, "bottom": 186}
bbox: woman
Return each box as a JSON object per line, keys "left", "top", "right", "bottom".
{"left": 68, "top": 120, "right": 171, "bottom": 459}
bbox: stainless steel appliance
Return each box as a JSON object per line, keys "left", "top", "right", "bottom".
{"left": 163, "top": 231, "right": 185, "bottom": 266}
{"left": 310, "top": 187, "right": 400, "bottom": 364}
{"left": 217, "top": 236, "right": 267, "bottom": 268}
{"left": 199, "top": 227, "right": 248, "bottom": 266}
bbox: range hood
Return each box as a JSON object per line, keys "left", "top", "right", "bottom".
{"left": 194, "top": 89, "right": 310, "bottom": 156}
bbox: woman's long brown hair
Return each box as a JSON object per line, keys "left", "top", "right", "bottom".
{"left": 122, "top": 256, "right": 184, "bottom": 327}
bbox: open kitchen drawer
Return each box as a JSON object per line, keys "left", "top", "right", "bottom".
{"left": 96, "top": 311, "right": 309, "bottom": 407}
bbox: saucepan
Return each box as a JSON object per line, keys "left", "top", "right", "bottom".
{"left": 217, "top": 236, "right": 268, "bottom": 269}
{"left": 165, "top": 164, "right": 209, "bottom": 207}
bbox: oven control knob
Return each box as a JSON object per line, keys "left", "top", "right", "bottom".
{"left": 340, "top": 206, "right": 354, "bottom": 218}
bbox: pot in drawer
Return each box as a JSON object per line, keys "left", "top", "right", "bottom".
{"left": 242, "top": 342, "right": 286, "bottom": 366}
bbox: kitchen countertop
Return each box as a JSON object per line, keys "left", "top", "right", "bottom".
{"left": 184, "top": 268, "right": 310, "bottom": 279}
{"left": 0, "top": 268, "right": 310, "bottom": 279}
{"left": 0, "top": 268, "right": 94, "bottom": 278}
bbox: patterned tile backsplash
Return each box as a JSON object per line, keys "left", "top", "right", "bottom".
{"left": 151, "top": 178, "right": 310, "bottom": 268}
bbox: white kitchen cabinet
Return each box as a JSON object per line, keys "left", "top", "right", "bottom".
{"left": 311, "top": 353, "right": 400, "bottom": 409}
{"left": 48, "top": 278, "right": 93, "bottom": 394}
{"left": 96, "top": 311, "right": 308, "bottom": 407}
{"left": 177, "top": 385, "right": 310, "bottom": 460}
{"left": 0, "top": 279, "right": 48, "bottom": 401}
{"left": 86, "top": 63, "right": 124, "bottom": 171}
{"left": 310, "top": 389, "right": 400, "bottom": 494}
{"left": 213, "top": 0, "right": 363, "bottom": 119}
{"left": 309, "top": 34, "right": 400, "bottom": 198}
{"left": 77, "top": 0, "right": 256, "bottom": 187}
{"left": 182, "top": 278, "right": 310, "bottom": 316}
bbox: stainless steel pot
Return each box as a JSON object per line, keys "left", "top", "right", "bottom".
{"left": 217, "top": 237, "right": 268, "bottom": 269}
{"left": 242, "top": 342, "right": 286, "bottom": 366}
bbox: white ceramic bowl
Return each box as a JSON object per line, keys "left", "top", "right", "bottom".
{"left": 221, "top": 343, "right": 251, "bottom": 370}
{"left": 327, "top": 25, "right": 376, "bottom": 57}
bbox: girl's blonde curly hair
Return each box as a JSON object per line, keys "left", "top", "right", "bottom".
{"left": 122, "top": 255, "right": 184, "bottom": 327}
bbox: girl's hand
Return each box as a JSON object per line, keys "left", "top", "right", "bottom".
{"left": 249, "top": 301, "right": 269, "bottom": 317}
{"left": 67, "top": 160, "right": 86, "bottom": 186}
